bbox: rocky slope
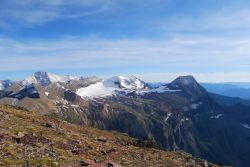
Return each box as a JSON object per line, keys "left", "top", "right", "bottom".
{"left": 0, "top": 105, "right": 220, "bottom": 167}
{"left": 1, "top": 72, "right": 250, "bottom": 166}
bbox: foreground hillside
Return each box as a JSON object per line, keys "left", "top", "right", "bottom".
{"left": 0, "top": 105, "right": 219, "bottom": 167}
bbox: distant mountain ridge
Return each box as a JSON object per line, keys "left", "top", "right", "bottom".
{"left": 202, "top": 83, "right": 250, "bottom": 100}
{"left": 1, "top": 71, "right": 250, "bottom": 167}
{"left": 0, "top": 80, "right": 12, "bottom": 90}
{"left": 22, "top": 71, "right": 80, "bottom": 86}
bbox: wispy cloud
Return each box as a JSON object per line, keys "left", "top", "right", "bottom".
{"left": 0, "top": 0, "right": 112, "bottom": 25}
{"left": 166, "top": 7, "right": 250, "bottom": 31}
{"left": 1, "top": 34, "right": 250, "bottom": 82}
{"left": 1, "top": 0, "right": 250, "bottom": 82}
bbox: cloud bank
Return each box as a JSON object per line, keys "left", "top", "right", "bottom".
{"left": 1, "top": 34, "right": 250, "bottom": 82}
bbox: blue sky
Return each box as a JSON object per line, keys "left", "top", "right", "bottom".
{"left": 1, "top": 0, "right": 250, "bottom": 82}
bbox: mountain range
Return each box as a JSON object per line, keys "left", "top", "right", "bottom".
{"left": 1, "top": 71, "right": 250, "bottom": 167}
{"left": 202, "top": 83, "right": 250, "bottom": 100}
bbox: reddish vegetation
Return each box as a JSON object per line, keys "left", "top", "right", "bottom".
{"left": 0, "top": 105, "right": 222, "bottom": 167}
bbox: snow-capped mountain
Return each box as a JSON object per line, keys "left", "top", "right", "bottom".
{"left": 2, "top": 72, "right": 250, "bottom": 166}
{"left": 0, "top": 80, "right": 12, "bottom": 90}
{"left": 115, "top": 76, "right": 146, "bottom": 90}
{"left": 76, "top": 76, "right": 146, "bottom": 98}
{"left": 22, "top": 71, "right": 80, "bottom": 86}
{"left": 76, "top": 75, "right": 180, "bottom": 98}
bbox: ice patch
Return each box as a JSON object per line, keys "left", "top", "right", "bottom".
{"left": 77, "top": 82, "right": 116, "bottom": 98}
{"left": 45, "top": 92, "right": 49, "bottom": 96}
{"left": 0, "top": 83, "right": 3, "bottom": 90}
{"left": 164, "top": 113, "right": 172, "bottom": 122}
{"left": 77, "top": 76, "right": 181, "bottom": 99}
{"left": 140, "top": 86, "right": 180, "bottom": 94}
{"left": 181, "top": 118, "right": 189, "bottom": 122}
{"left": 241, "top": 123, "right": 250, "bottom": 129}
{"left": 190, "top": 102, "right": 203, "bottom": 110}
{"left": 71, "top": 104, "right": 80, "bottom": 108}
{"left": 210, "top": 114, "right": 222, "bottom": 119}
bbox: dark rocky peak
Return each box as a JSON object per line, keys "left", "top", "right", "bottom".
{"left": 168, "top": 76, "right": 207, "bottom": 99}
{"left": 8, "top": 84, "right": 40, "bottom": 100}
{"left": 33, "top": 71, "right": 51, "bottom": 86}
{"left": 34, "top": 71, "right": 51, "bottom": 85}
{"left": 170, "top": 76, "right": 198, "bottom": 86}
{"left": 22, "top": 71, "right": 52, "bottom": 86}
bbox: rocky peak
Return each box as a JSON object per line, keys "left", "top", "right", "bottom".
{"left": 8, "top": 84, "right": 40, "bottom": 100}
{"left": 0, "top": 80, "right": 12, "bottom": 90}
{"left": 103, "top": 76, "right": 146, "bottom": 91}
{"left": 34, "top": 71, "right": 52, "bottom": 86}
{"left": 22, "top": 71, "right": 51, "bottom": 86}
{"left": 168, "top": 76, "right": 207, "bottom": 99}
{"left": 171, "top": 76, "right": 197, "bottom": 86}
{"left": 22, "top": 71, "right": 80, "bottom": 86}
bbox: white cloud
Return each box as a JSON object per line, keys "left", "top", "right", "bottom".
{"left": 165, "top": 7, "right": 250, "bottom": 32}
{"left": 1, "top": 34, "right": 250, "bottom": 82}
{"left": 0, "top": 0, "right": 112, "bottom": 25}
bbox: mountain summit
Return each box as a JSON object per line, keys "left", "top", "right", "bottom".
{"left": 76, "top": 76, "right": 147, "bottom": 98}
{"left": 168, "top": 75, "right": 206, "bottom": 99}
{"left": 22, "top": 71, "right": 80, "bottom": 86}
{"left": 103, "top": 76, "right": 146, "bottom": 90}
{"left": 0, "top": 80, "right": 12, "bottom": 90}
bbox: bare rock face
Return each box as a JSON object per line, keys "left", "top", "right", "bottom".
{"left": 168, "top": 75, "right": 207, "bottom": 100}
{"left": 8, "top": 84, "right": 40, "bottom": 100}
{"left": 64, "top": 90, "right": 77, "bottom": 102}
{"left": 33, "top": 71, "right": 52, "bottom": 86}
{"left": 0, "top": 90, "right": 13, "bottom": 99}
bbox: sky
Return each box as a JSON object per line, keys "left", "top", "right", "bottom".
{"left": 1, "top": 0, "right": 250, "bottom": 82}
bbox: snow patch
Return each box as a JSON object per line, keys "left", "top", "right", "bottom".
{"left": 181, "top": 117, "right": 189, "bottom": 122}
{"left": 45, "top": 92, "right": 49, "bottom": 97}
{"left": 140, "top": 86, "right": 180, "bottom": 94}
{"left": 241, "top": 123, "right": 250, "bottom": 129}
{"left": 55, "top": 99, "right": 69, "bottom": 105}
{"left": 71, "top": 104, "right": 80, "bottom": 108}
{"left": 77, "top": 82, "right": 116, "bottom": 98}
{"left": 190, "top": 102, "right": 203, "bottom": 110}
{"left": 48, "top": 73, "right": 79, "bottom": 83}
{"left": 210, "top": 114, "right": 223, "bottom": 119}
{"left": 164, "top": 113, "right": 172, "bottom": 122}
{"left": 115, "top": 76, "right": 145, "bottom": 90}
{"left": 184, "top": 102, "right": 203, "bottom": 111}
{"left": 0, "top": 83, "right": 3, "bottom": 90}
{"left": 77, "top": 76, "right": 181, "bottom": 98}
